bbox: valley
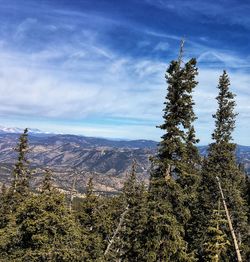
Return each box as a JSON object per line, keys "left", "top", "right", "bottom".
{"left": 0, "top": 131, "right": 249, "bottom": 194}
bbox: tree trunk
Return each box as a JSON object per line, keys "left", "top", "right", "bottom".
{"left": 216, "top": 176, "right": 242, "bottom": 262}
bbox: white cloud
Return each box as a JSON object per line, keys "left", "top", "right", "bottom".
{"left": 14, "top": 18, "right": 37, "bottom": 40}
{"left": 154, "top": 42, "right": 169, "bottom": 51}
{"left": 0, "top": 1, "right": 249, "bottom": 144}
{"left": 197, "top": 51, "right": 249, "bottom": 68}
{"left": 1, "top": 40, "right": 250, "bottom": 144}
{"left": 0, "top": 45, "right": 165, "bottom": 121}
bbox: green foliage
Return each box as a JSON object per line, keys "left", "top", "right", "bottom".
{"left": 75, "top": 177, "right": 106, "bottom": 261}
{"left": 193, "top": 71, "right": 249, "bottom": 260}
{"left": 212, "top": 71, "right": 237, "bottom": 143}
{"left": 41, "top": 169, "right": 53, "bottom": 193}
{"left": 157, "top": 56, "right": 198, "bottom": 170}
{"left": 0, "top": 174, "right": 85, "bottom": 261}
{"left": 147, "top": 43, "right": 200, "bottom": 261}
{"left": 115, "top": 161, "right": 148, "bottom": 261}
{"left": 203, "top": 202, "right": 230, "bottom": 261}
{"left": 12, "top": 128, "right": 31, "bottom": 196}
{"left": 146, "top": 175, "right": 194, "bottom": 261}
{"left": 0, "top": 184, "right": 10, "bottom": 229}
{"left": 0, "top": 129, "right": 32, "bottom": 239}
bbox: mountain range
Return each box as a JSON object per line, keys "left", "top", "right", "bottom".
{"left": 0, "top": 127, "right": 249, "bottom": 194}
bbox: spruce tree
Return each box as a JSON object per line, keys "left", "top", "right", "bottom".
{"left": 76, "top": 177, "right": 104, "bottom": 261}
{"left": 0, "top": 184, "right": 10, "bottom": 229}
{"left": 0, "top": 172, "right": 85, "bottom": 261}
{"left": 110, "top": 161, "right": 148, "bottom": 261}
{"left": 203, "top": 200, "right": 230, "bottom": 261}
{"left": 146, "top": 42, "right": 199, "bottom": 261}
{"left": 0, "top": 129, "right": 32, "bottom": 238}
{"left": 100, "top": 194, "right": 127, "bottom": 261}
{"left": 41, "top": 169, "right": 53, "bottom": 193}
{"left": 12, "top": 128, "right": 31, "bottom": 197}
{"left": 195, "top": 71, "right": 249, "bottom": 260}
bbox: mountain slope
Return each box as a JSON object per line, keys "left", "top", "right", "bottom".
{"left": 0, "top": 133, "right": 156, "bottom": 193}
{"left": 0, "top": 131, "right": 249, "bottom": 193}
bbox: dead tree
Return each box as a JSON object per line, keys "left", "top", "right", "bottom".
{"left": 104, "top": 205, "right": 129, "bottom": 257}
{"left": 216, "top": 176, "right": 242, "bottom": 262}
{"left": 69, "top": 171, "right": 78, "bottom": 212}
{"left": 164, "top": 164, "right": 171, "bottom": 182}
{"left": 178, "top": 38, "right": 185, "bottom": 65}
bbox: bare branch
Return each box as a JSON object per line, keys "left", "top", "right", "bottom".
{"left": 216, "top": 176, "right": 242, "bottom": 262}
{"left": 104, "top": 205, "right": 129, "bottom": 257}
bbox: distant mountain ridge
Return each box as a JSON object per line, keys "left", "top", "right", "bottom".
{"left": 0, "top": 126, "right": 158, "bottom": 148}
{"left": 0, "top": 126, "right": 45, "bottom": 134}
{"left": 0, "top": 131, "right": 156, "bottom": 192}
{"left": 0, "top": 127, "right": 249, "bottom": 193}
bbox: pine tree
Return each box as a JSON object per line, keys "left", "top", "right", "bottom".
{"left": 76, "top": 177, "right": 104, "bottom": 261}
{"left": 41, "top": 169, "right": 53, "bottom": 193}
{"left": 0, "top": 184, "right": 10, "bottom": 229}
{"left": 108, "top": 161, "right": 148, "bottom": 261}
{"left": 146, "top": 41, "right": 199, "bottom": 261}
{"left": 203, "top": 200, "right": 230, "bottom": 261}
{"left": 195, "top": 71, "right": 249, "bottom": 260}
{"left": 100, "top": 194, "right": 127, "bottom": 261}
{"left": 0, "top": 129, "right": 32, "bottom": 237}
{"left": 12, "top": 128, "right": 31, "bottom": 197}
{"left": 0, "top": 172, "right": 85, "bottom": 261}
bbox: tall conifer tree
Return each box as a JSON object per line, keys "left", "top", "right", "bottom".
{"left": 12, "top": 128, "right": 30, "bottom": 196}
{"left": 76, "top": 177, "right": 104, "bottom": 261}
{"left": 195, "top": 71, "right": 249, "bottom": 260}
{"left": 0, "top": 129, "right": 32, "bottom": 238}
{"left": 116, "top": 161, "right": 148, "bottom": 261}
{"left": 146, "top": 41, "right": 199, "bottom": 261}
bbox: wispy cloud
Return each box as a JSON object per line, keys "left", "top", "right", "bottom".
{"left": 197, "top": 51, "right": 250, "bottom": 69}
{"left": 154, "top": 42, "right": 169, "bottom": 52}
{"left": 144, "top": 0, "right": 250, "bottom": 28}
{"left": 0, "top": 0, "right": 249, "bottom": 144}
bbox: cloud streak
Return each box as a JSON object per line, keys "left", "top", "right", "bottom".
{"left": 0, "top": 0, "right": 249, "bottom": 144}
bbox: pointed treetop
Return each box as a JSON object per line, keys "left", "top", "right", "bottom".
{"left": 178, "top": 38, "right": 185, "bottom": 65}
{"left": 86, "top": 177, "right": 94, "bottom": 197}
{"left": 131, "top": 159, "right": 137, "bottom": 178}
{"left": 212, "top": 70, "right": 237, "bottom": 143}
{"left": 41, "top": 169, "right": 53, "bottom": 193}
{"left": 12, "top": 127, "right": 30, "bottom": 194}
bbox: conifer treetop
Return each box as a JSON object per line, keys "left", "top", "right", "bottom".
{"left": 212, "top": 70, "right": 237, "bottom": 143}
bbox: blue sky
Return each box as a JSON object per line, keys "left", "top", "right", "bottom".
{"left": 0, "top": 0, "right": 250, "bottom": 144}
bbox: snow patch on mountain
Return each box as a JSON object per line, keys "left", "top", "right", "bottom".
{"left": 0, "top": 126, "right": 44, "bottom": 134}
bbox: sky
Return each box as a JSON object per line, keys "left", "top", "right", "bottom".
{"left": 0, "top": 0, "right": 250, "bottom": 144}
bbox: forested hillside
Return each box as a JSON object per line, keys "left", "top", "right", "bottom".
{"left": 0, "top": 45, "right": 249, "bottom": 261}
